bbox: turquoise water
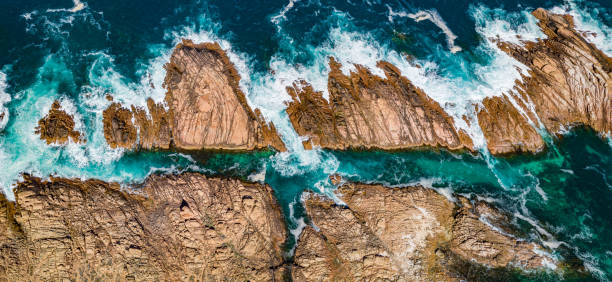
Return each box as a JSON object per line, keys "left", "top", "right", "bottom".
{"left": 0, "top": 0, "right": 611, "bottom": 280}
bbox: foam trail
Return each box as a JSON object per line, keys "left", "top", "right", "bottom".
{"left": 271, "top": 0, "right": 299, "bottom": 26}
{"left": 0, "top": 71, "right": 10, "bottom": 131}
{"left": 388, "top": 7, "right": 462, "bottom": 53}
{"left": 47, "top": 0, "right": 87, "bottom": 13}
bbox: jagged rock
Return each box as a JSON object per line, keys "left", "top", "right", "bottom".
{"left": 286, "top": 58, "right": 473, "bottom": 151}
{"left": 102, "top": 40, "right": 286, "bottom": 152}
{"left": 498, "top": 8, "right": 612, "bottom": 138}
{"left": 478, "top": 96, "right": 546, "bottom": 154}
{"left": 293, "top": 182, "right": 551, "bottom": 281}
{"left": 102, "top": 102, "right": 137, "bottom": 149}
{"left": 36, "top": 101, "right": 83, "bottom": 145}
{"left": 0, "top": 173, "right": 287, "bottom": 281}
{"left": 164, "top": 40, "right": 285, "bottom": 151}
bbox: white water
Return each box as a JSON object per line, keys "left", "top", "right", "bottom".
{"left": 388, "top": 7, "right": 462, "bottom": 53}
{"left": 0, "top": 71, "right": 10, "bottom": 131}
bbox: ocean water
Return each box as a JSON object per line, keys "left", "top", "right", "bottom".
{"left": 0, "top": 0, "right": 611, "bottom": 280}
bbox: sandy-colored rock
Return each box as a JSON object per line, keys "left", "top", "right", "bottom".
{"left": 102, "top": 102, "right": 138, "bottom": 149}
{"left": 36, "top": 100, "right": 83, "bottom": 145}
{"left": 102, "top": 40, "right": 286, "bottom": 152}
{"left": 478, "top": 96, "right": 546, "bottom": 154}
{"left": 498, "top": 8, "right": 612, "bottom": 137}
{"left": 286, "top": 58, "right": 473, "bottom": 151}
{"left": 0, "top": 173, "right": 287, "bottom": 281}
{"left": 294, "top": 182, "right": 551, "bottom": 281}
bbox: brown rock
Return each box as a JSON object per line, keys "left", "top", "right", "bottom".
{"left": 294, "top": 183, "right": 551, "bottom": 280}
{"left": 0, "top": 173, "right": 287, "bottom": 281}
{"left": 478, "top": 95, "right": 546, "bottom": 154}
{"left": 36, "top": 101, "right": 83, "bottom": 145}
{"left": 102, "top": 40, "right": 286, "bottom": 152}
{"left": 102, "top": 102, "right": 137, "bottom": 149}
{"left": 163, "top": 40, "right": 285, "bottom": 151}
{"left": 498, "top": 8, "right": 612, "bottom": 137}
{"left": 286, "top": 58, "right": 473, "bottom": 151}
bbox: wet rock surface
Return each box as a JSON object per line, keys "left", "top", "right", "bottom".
{"left": 286, "top": 58, "right": 474, "bottom": 151}
{"left": 498, "top": 8, "right": 612, "bottom": 138}
{"left": 0, "top": 173, "right": 287, "bottom": 281}
{"left": 36, "top": 100, "right": 83, "bottom": 145}
{"left": 293, "top": 182, "right": 551, "bottom": 281}
{"left": 102, "top": 40, "right": 285, "bottom": 152}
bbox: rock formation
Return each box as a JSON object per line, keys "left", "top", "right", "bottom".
{"left": 36, "top": 100, "right": 83, "bottom": 145}
{"left": 0, "top": 173, "right": 287, "bottom": 281}
{"left": 497, "top": 8, "right": 611, "bottom": 138}
{"left": 285, "top": 58, "right": 474, "bottom": 151}
{"left": 477, "top": 96, "right": 545, "bottom": 154}
{"left": 102, "top": 40, "right": 286, "bottom": 152}
{"left": 293, "top": 181, "right": 551, "bottom": 281}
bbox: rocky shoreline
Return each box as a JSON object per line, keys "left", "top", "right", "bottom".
{"left": 18, "top": 7, "right": 610, "bottom": 281}
{"left": 0, "top": 173, "right": 558, "bottom": 281}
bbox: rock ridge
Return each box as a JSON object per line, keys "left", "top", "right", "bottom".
{"left": 495, "top": 8, "right": 611, "bottom": 142}
{"left": 293, "top": 181, "right": 552, "bottom": 281}
{"left": 102, "top": 40, "right": 286, "bottom": 152}
{"left": 286, "top": 58, "right": 474, "bottom": 151}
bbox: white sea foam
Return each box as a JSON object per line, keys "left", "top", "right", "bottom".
{"left": 388, "top": 8, "right": 462, "bottom": 53}
{"left": 247, "top": 164, "right": 267, "bottom": 183}
{"left": 271, "top": 0, "right": 300, "bottom": 26}
{"left": 47, "top": 0, "right": 87, "bottom": 13}
{"left": 0, "top": 71, "right": 10, "bottom": 131}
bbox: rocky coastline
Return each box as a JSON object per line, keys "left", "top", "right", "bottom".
{"left": 8, "top": 7, "right": 608, "bottom": 281}
{"left": 0, "top": 173, "right": 558, "bottom": 281}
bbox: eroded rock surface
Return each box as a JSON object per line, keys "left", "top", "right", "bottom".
{"left": 36, "top": 100, "right": 83, "bottom": 145}
{"left": 477, "top": 96, "right": 546, "bottom": 154}
{"left": 498, "top": 8, "right": 612, "bottom": 138}
{"left": 103, "top": 40, "right": 285, "bottom": 152}
{"left": 0, "top": 173, "right": 287, "bottom": 281}
{"left": 293, "top": 182, "right": 551, "bottom": 281}
{"left": 286, "top": 58, "right": 473, "bottom": 151}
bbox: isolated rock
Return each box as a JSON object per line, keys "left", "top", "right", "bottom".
{"left": 0, "top": 173, "right": 287, "bottom": 281}
{"left": 102, "top": 40, "right": 286, "bottom": 152}
{"left": 477, "top": 96, "right": 546, "bottom": 154}
{"left": 498, "top": 8, "right": 612, "bottom": 137}
{"left": 286, "top": 59, "right": 473, "bottom": 151}
{"left": 36, "top": 100, "right": 83, "bottom": 145}
{"left": 293, "top": 182, "right": 551, "bottom": 280}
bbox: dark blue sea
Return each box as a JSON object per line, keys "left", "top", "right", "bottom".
{"left": 0, "top": 0, "right": 611, "bottom": 280}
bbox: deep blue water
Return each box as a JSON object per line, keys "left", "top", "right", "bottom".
{"left": 0, "top": 0, "right": 611, "bottom": 280}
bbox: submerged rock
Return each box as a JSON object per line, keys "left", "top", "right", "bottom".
{"left": 36, "top": 100, "right": 83, "bottom": 145}
{"left": 0, "top": 173, "right": 287, "bottom": 281}
{"left": 286, "top": 58, "right": 473, "bottom": 151}
{"left": 293, "top": 182, "right": 552, "bottom": 280}
{"left": 102, "top": 40, "right": 286, "bottom": 152}
{"left": 497, "top": 8, "right": 612, "bottom": 139}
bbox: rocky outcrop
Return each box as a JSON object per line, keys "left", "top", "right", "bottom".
{"left": 0, "top": 173, "right": 287, "bottom": 281}
{"left": 293, "top": 181, "right": 551, "bottom": 280}
{"left": 477, "top": 96, "right": 546, "bottom": 154}
{"left": 103, "top": 40, "right": 286, "bottom": 152}
{"left": 103, "top": 99, "right": 172, "bottom": 150}
{"left": 286, "top": 58, "right": 473, "bottom": 151}
{"left": 36, "top": 101, "right": 83, "bottom": 145}
{"left": 498, "top": 8, "right": 612, "bottom": 138}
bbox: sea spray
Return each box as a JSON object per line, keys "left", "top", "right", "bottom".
{"left": 0, "top": 71, "right": 10, "bottom": 131}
